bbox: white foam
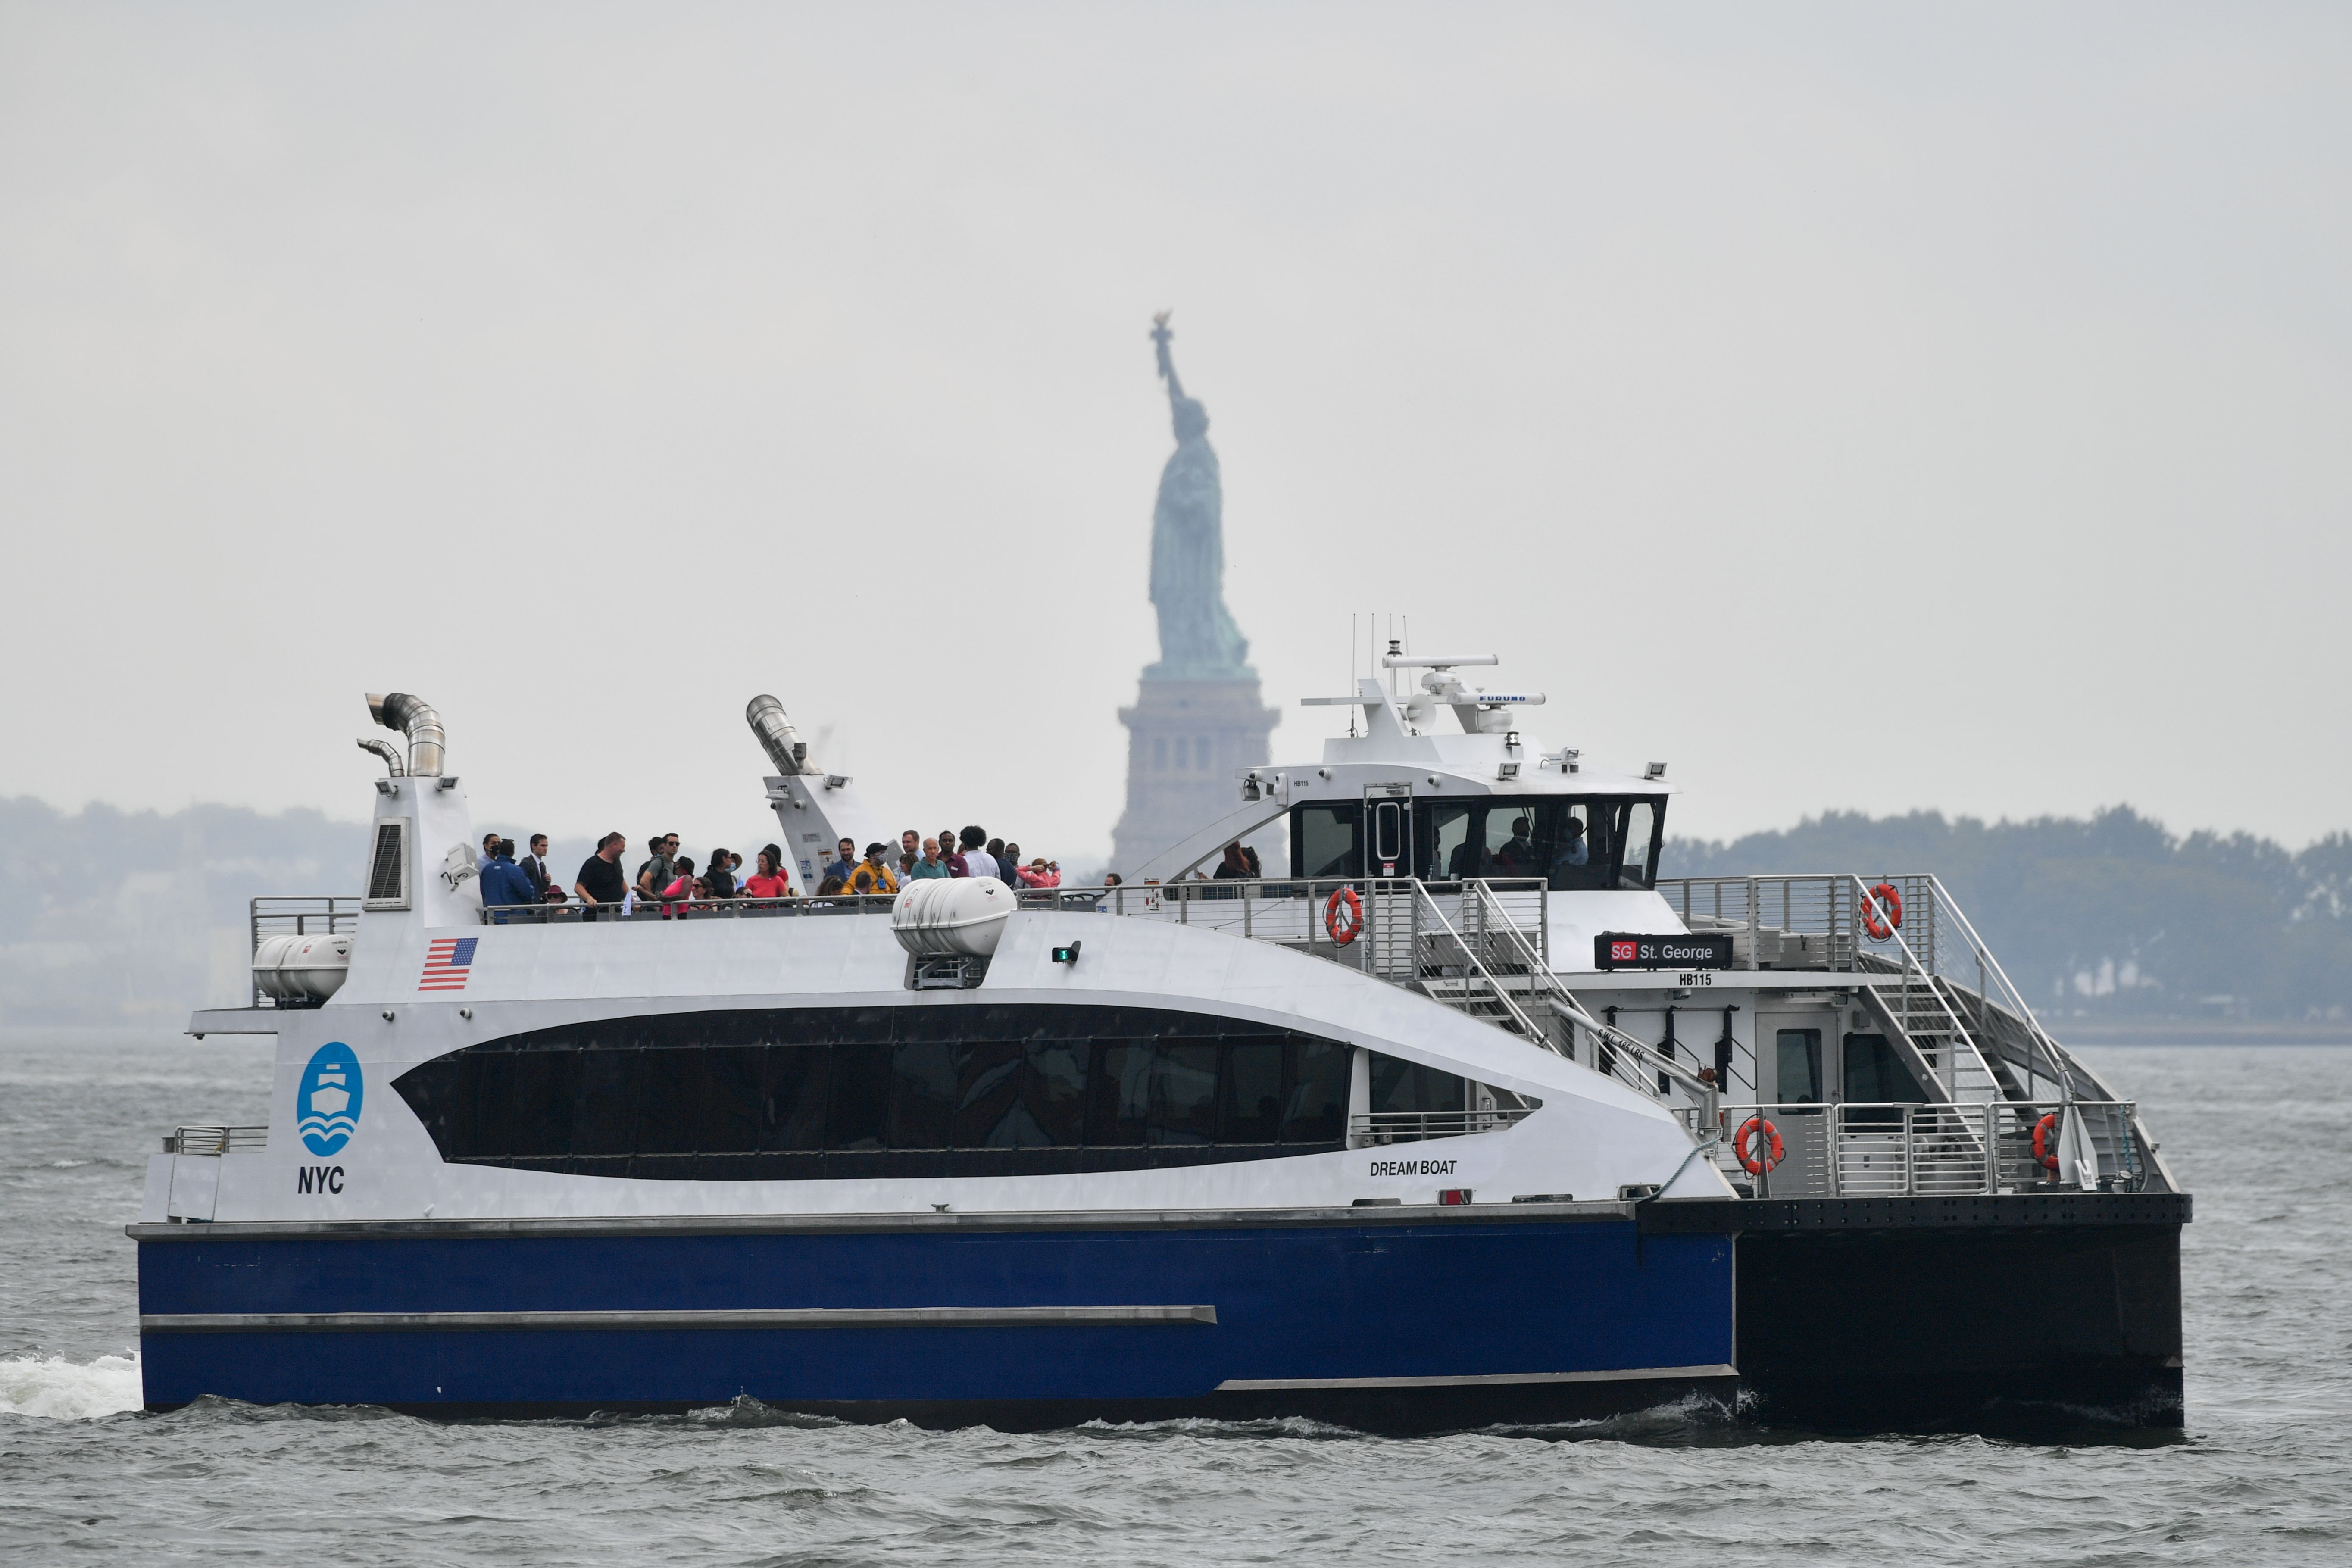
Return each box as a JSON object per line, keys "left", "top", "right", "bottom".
{"left": 0, "top": 1352, "right": 143, "bottom": 1419}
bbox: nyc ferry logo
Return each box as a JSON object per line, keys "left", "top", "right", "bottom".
{"left": 297, "top": 1042, "right": 364, "bottom": 1157}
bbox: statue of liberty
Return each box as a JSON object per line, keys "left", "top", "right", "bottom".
{"left": 1145, "top": 312, "right": 1252, "bottom": 680}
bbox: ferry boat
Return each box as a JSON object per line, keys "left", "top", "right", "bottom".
{"left": 140, "top": 668, "right": 2187, "bottom": 1431}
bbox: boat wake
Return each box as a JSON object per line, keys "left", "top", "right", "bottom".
{"left": 0, "top": 1352, "right": 142, "bottom": 1420}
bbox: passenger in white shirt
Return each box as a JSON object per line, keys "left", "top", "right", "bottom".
{"left": 953, "top": 826, "right": 998, "bottom": 881}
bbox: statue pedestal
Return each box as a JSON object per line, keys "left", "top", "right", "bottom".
{"left": 1110, "top": 677, "right": 1282, "bottom": 877}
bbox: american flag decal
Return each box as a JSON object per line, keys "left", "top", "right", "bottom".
{"left": 418, "top": 936, "right": 478, "bottom": 992}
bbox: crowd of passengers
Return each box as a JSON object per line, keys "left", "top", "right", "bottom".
{"left": 472, "top": 827, "right": 1074, "bottom": 915}
{"left": 472, "top": 809, "right": 1587, "bottom": 915}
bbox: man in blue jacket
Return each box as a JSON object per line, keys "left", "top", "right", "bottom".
{"left": 480, "top": 838, "right": 537, "bottom": 913}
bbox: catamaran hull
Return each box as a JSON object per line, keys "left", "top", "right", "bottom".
{"left": 136, "top": 1210, "right": 1738, "bottom": 1429}
{"left": 1652, "top": 1193, "right": 2190, "bottom": 1433}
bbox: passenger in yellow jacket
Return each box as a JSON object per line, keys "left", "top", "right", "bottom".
{"left": 849, "top": 843, "right": 900, "bottom": 896}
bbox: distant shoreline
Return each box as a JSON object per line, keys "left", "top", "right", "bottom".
{"left": 2057, "top": 1021, "right": 2352, "bottom": 1047}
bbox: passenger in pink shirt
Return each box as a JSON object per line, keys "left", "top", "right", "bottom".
{"left": 658, "top": 856, "right": 698, "bottom": 918}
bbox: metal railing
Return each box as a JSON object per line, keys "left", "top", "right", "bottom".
{"left": 166, "top": 1125, "right": 269, "bottom": 1155}
{"left": 1090, "top": 876, "right": 1545, "bottom": 959}
{"left": 1351, "top": 1107, "right": 1537, "bottom": 1144}
{"left": 481, "top": 892, "right": 903, "bottom": 922}
{"left": 1657, "top": 872, "right": 2080, "bottom": 1093}
{"left": 1687, "top": 1100, "right": 2144, "bottom": 1196}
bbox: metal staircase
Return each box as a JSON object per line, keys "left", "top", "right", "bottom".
{"left": 1861, "top": 977, "right": 2005, "bottom": 1105}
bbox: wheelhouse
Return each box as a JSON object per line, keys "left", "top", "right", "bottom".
{"left": 1288, "top": 794, "right": 1666, "bottom": 891}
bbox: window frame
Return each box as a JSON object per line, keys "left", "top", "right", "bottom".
{"left": 1288, "top": 802, "right": 1364, "bottom": 879}
{"left": 362, "top": 818, "right": 411, "bottom": 911}
{"left": 392, "top": 1005, "right": 1482, "bottom": 1180}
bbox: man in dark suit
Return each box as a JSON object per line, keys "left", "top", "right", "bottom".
{"left": 519, "top": 833, "right": 560, "bottom": 903}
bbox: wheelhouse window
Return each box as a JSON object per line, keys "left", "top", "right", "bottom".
{"left": 1615, "top": 799, "right": 1662, "bottom": 890}
{"left": 1405, "top": 796, "right": 1669, "bottom": 891}
{"left": 1291, "top": 804, "right": 1362, "bottom": 878}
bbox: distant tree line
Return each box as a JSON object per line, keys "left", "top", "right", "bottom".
{"left": 1664, "top": 807, "right": 2352, "bottom": 1021}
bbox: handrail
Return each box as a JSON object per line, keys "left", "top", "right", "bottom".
{"left": 1351, "top": 1106, "right": 1537, "bottom": 1143}
{"left": 1404, "top": 883, "right": 1550, "bottom": 1048}
{"left": 167, "top": 1125, "right": 269, "bottom": 1155}
{"left": 1921, "top": 874, "right": 2071, "bottom": 1101}
{"left": 1454, "top": 881, "right": 1714, "bottom": 1102}
{"left": 1655, "top": 871, "right": 2045, "bottom": 1102}
{"left": 482, "top": 892, "right": 903, "bottom": 921}
{"left": 1848, "top": 876, "right": 1997, "bottom": 1102}
{"left": 1699, "top": 1100, "right": 2144, "bottom": 1195}
{"left": 1545, "top": 993, "right": 1718, "bottom": 1103}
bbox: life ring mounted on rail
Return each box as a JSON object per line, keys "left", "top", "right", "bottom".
{"left": 1733, "top": 1115, "right": 1785, "bottom": 1175}
{"left": 1862, "top": 880, "right": 1905, "bottom": 941}
{"left": 2033, "top": 1112, "right": 2061, "bottom": 1173}
{"left": 1324, "top": 886, "right": 1364, "bottom": 946}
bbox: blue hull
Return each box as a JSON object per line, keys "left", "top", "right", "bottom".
{"left": 138, "top": 1214, "right": 1735, "bottom": 1429}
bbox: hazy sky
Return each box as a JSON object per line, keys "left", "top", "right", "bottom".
{"left": 3, "top": 3, "right": 2348, "bottom": 858}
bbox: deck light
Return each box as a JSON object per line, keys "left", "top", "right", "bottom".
{"left": 1645, "top": 762, "right": 1668, "bottom": 780}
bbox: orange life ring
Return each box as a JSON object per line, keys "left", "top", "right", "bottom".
{"left": 1862, "top": 880, "right": 1904, "bottom": 940}
{"left": 1734, "top": 1115, "right": 1785, "bottom": 1175}
{"left": 2033, "top": 1112, "right": 2060, "bottom": 1172}
{"left": 1324, "top": 886, "right": 1364, "bottom": 946}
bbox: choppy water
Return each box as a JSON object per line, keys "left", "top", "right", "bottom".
{"left": 4, "top": 1031, "right": 2348, "bottom": 1565}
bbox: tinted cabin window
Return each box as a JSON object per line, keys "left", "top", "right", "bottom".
{"left": 1151, "top": 1044, "right": 1220, "bottom": 1143}
{"left": 1282, "top": 1041, "right": 1350, "bottom": 1142}
{"left": 1223, "top": 1041, "right": 1285, "bottom": 1143}
{"left": 1087, "top": 1041, "right": 1152, "bottom": 1146}
{"left": 1774, "top": 1029, "right": 1823, "bottom": 1104}
{"left": 1370, "top": 1056, "right": 1465, "bottom": 1115}
{"left": 572, "top": 1049, "right": 636, "bottom": 1156}
{"left": 1843, "top": 1034, "right": 1928, "bottom": 1105}
{"left": 1290, "top": 805, "right": 1362, "bottom": 878}
{"left": 890, "top": 1042, "right": 959, "bottom": 1148}
{"left": 1023, "top": 1042, "right": 1088, "bottom": 1147}
{"left": 392, "top": 1005, "right": 1385, "bottom": 1181}
{"left": 766, "top": 1048, "right": 831, "bottom": 1150}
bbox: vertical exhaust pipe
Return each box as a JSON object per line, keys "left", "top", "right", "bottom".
{"left": 746, "top": 695, "right": 810, "bottom": 776}
{"left": 367, "top": 692, "right": 446, "bottom": 778}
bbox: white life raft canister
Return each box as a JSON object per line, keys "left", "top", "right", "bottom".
{"left": 890, "top": 877, "right": 1013, "bottom": 958}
